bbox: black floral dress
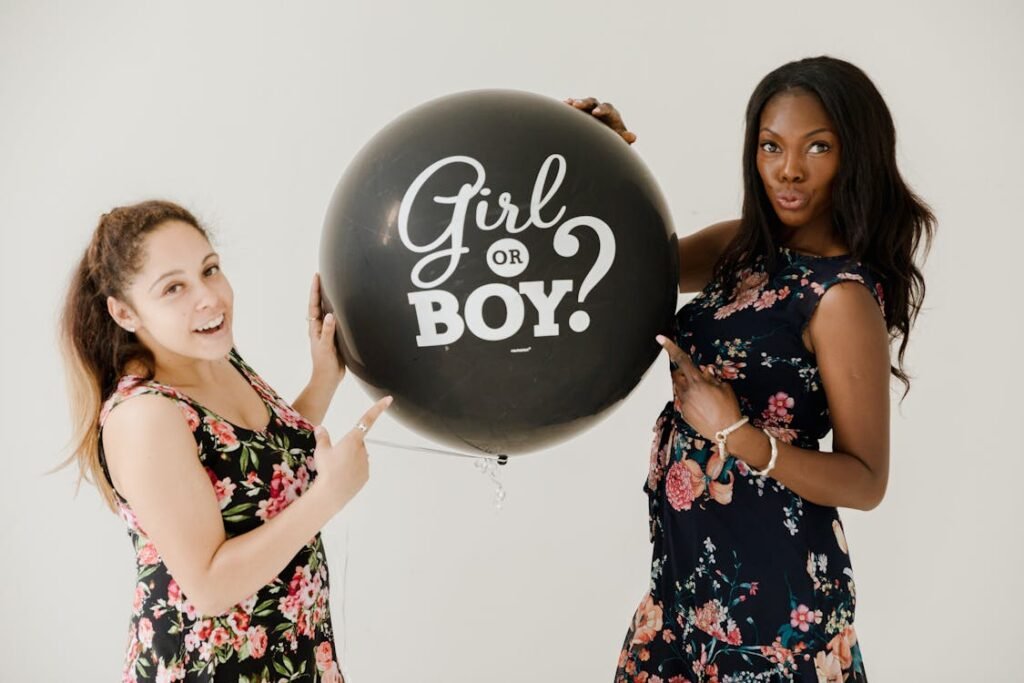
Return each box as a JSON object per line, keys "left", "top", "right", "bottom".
{"left": 616, "top": 246, "right": 885, "bottom": 683}
{"left": 98, "top": 349, "right": 344, "bottom": 683}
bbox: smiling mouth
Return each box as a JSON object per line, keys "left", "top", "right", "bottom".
{"left": 194, "top": 314, "right": 226, "bottom": 334}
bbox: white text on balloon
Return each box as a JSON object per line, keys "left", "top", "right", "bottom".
{"left": 399, "top": 153, "right": 616, "bottom": 346}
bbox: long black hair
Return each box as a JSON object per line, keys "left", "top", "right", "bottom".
{"left": 713, "top": 56, "right": 936, "bottom": 396}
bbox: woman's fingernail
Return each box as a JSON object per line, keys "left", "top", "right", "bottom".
{"left": 656, "top": 335, "right": 667, "bottom": 344}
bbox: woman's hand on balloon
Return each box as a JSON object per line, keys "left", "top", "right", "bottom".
{"left": 312, "top": 396, "right": 392, "bottom": 512}
{"left": 308, "top": 273, "right": 345, "bottom": 386}
{"left": 564, "top": 97, "right": 637, "bottom": 144}
{"left": 657, "top": 335, "right": 743, "bottom": 442}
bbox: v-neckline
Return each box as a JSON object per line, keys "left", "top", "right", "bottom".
{"left": 131, "top": 351, "right": 275, "bottom": 435}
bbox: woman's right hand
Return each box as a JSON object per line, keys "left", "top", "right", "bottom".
{"left": 564, "top": 97, "right": 637, "bottom": 144}
{"left": 312, "top": 396, "right": 392, "bottom": 511}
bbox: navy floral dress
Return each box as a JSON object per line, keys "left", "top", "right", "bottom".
{"left": 616, "top": 246, "right": 885, "bottom": 683}
{"left": 98, "top": 349, "right": 344, "bottom": 683}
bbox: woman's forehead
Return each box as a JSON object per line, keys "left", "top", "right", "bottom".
{"left": 760, "top": 91, "right": 834, "bottom": 132}
{"left": 134, "top": 221, "right": 214, "bottom": 287}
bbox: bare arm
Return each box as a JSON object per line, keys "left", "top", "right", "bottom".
{"left": 563, "top": 98, "right": 738, "bottom": 294}
{"left": 677, "top": 219, "right": 740, "bottom": 293}
{"left": 726, "top": 282, "right": 891, "bottom": 509}
{"left": 103, "top": 394, "right": 388, "bottom": 616}
{"left": 293, "top": 375, "right": 338, "bottom": 426}
{"left": 293, "top": 272, "right": 345, "bottom": 424}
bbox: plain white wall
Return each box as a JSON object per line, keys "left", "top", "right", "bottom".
{"left": 2, "top": 1, "right": 1021, "bottom": 680}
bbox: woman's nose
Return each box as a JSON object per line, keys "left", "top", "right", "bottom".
{"left": 194, "top": 281, "right": 220, "bottom": 309}
{"left": 779, "top": 152, "right": 805, "bottom": 183}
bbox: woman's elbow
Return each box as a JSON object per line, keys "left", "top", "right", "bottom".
{"left": 854, "top": 476, "right": 888, "bottom": 511}
{"left": 175, "top": 579, "right": 232, "bottom": 618}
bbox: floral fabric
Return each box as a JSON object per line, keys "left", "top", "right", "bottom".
{"left": 616, "top": 247, "right": 884, "bottom": 683}
{"left": 98, "top": 349, "right": 343, "bottom": 683}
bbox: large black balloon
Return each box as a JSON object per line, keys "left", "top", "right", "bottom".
{"left": 319, "top": 89, "right": 677, "bottom": 456}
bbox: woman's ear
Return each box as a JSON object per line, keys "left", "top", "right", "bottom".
{"left": 107, "top": 295, "right": 138, "bottom": 333}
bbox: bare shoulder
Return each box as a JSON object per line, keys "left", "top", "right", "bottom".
{"left": 807, "top": 280, "right": 888, "bottom": 359}
{"left": 102, "top": 393, "right": 199, "bottom": 492}
{"left": 677, "top": 219, "right": 741, "bottom": 293}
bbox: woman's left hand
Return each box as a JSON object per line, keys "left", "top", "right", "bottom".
{"left": 657, "top": 334, "right": 743, "bottom": 442}
{"left": 308, "top": 273, "right": 345, "bottom": 386}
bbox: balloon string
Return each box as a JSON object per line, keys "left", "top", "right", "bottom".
{"left": 365, "top": 437, "right": 508, "bottom": 464}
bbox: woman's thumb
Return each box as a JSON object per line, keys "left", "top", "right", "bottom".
{"left": 313, "top": 425, "right": 331, "bottom": 450}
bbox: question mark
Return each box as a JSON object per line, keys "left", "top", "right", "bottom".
{"left": 553, "top": 216, "right": 617, "bottom": 332}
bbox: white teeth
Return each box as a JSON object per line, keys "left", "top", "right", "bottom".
{"left": 195, "top": 314, "right": 224, "bottom": 332}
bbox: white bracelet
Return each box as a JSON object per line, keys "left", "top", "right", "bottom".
{"left": 713, "top": 416, "right": 749, "bottom": 460}
{"left": 751, "top": 428, "right": 778, "bottom": 477}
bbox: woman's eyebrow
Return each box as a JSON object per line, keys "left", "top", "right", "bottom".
{"left": 148, "top": 252, "right": 218, "bottom": 292}
{"left": 760, "top": 127, "right": 835, "bottom": 138}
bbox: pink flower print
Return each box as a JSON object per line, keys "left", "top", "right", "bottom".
{"left": 167, "top": 578, "right": 182, "bottom": 607}
{"left": 693, "top": 599, "right": 729, "bottom": 640}
{"left": 257, "top": 462, "right": 302, "bottom": 521}
{"left": 138, "top": 617, "right": 154, "bottom": 649}
{"left": 278, "top": 593, "right": 301, "bottom": 623}
{"left": 814, "top": 650, "right": 844, "bottom": 682}
{"left": 738, "top": 269, "right": 768, "bottom": 294}
{"left": 875, "top": 282, "right": 886, "bottom": 314}
{"left": 718, "top": 359, "right": 746, "bottom": 380}
{"left": 227, "top": 610, "right": 250, "bottom": 635}
{"left": 203, "top": 416, "right": 240, "bottom": 451}
{"left": 767, "top": 392, "right": 794, "bottom": 418}
{"left": 837, "top": 272, "right": 865, "bottom": 284}
{"left": 210, "top": 626, "right": 231, "bottom": 648}
{"left": 316, "top": 642, "right": 335, "bottom": 673}
{"left": 247, "top": 625, "right": 268, "bottom": 659}
{"left": 630, "top": 593, "right": 664, "bottom": 645}
{"left": 132, "top": 582, "right": 148, "bottom": 615}
{"left": 826, "top": 625, "right": 858, "bottom": 669}
{"left": 708, "top": 473, "right": 735, "bottom": 505}
{"left": 205, "top": 468, "right": 237, "bottom": 509}
{"left": 155, "top": 661, "right": 185, "bottom": 683}
{"left": 176, "top": 400, "right": 200, "bottom": 432}
{"left": 811, "top": 282, "right": 826, "bottom": 296}
{"left": 714, "top": 269, "right": 769, "bottom": 319}
{"left": 790, "top": 604, "right": 817, "bottom": 632}
{"left": 665, "top": 459, "right": 706, "bottom": 511}
{"left": 753, "top": 288, "right": 778, "bottom": 311}
{"left": 138, "top": 542, "right": 160, "bottom": 565}
{"left": 274, "top": 402, "right": 313, "bottom": 431}
{"left": 763, "top": 424, "right": 798, "bottom": 445}
{"left": 647, "top": 417, "right": 671, "bottom": 490}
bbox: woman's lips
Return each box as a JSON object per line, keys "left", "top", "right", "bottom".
{"left": 775, "top": 191, "right": 809, "bottom": 211}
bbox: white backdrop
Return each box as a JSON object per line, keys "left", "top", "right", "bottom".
{"left": 2, "top": 1, "right": 1021, "bottom": 681}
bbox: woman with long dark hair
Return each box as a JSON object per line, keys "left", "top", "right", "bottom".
{"left": 571, "top": 55, "right": 934, "bottom": 681}
{"left": 58, "top": 201, "right": 390, "bottom": 682}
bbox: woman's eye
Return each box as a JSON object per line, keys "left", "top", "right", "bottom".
{"left": 205, "top": 265, "right": 220, "bottom": 276}
{"left": 165, "top": 284, "right": 181, "bottom": 295}
{"left": 759, "top": 141, "right": 779, "bottom": 153}
{"left": 810, "top": 141, "right": 831, "bottom": 153}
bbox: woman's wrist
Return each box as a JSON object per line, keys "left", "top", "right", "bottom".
{"left": 725, "top": 423, "right": 773, "bottom": 470}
